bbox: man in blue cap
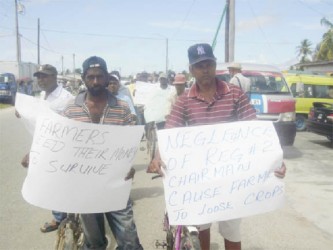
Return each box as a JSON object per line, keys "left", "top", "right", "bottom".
{"left": 62, "top": 56, "right": 143, "bottom": 250}
{"left": 148, "top": 43, "right": 287, "bottom": 250}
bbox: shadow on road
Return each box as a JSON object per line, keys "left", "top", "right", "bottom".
{"left": 133, "top": 163, "right": 149, "bottom": 172}
{"left": 282, "top": 146, "right": 303, "bottom": 159}
{"left": 309, "top": 140, "right": 333, "bottom": 149}
{"left": 130, "top": 186, "right": 164, "bottom": 201}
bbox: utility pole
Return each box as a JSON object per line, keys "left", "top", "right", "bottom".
{"left": 37, "top": 18, "right": 40, "bottom": 64}
{"left": 225, "top": 0, "right": 235, "bottom": 62}
{"left": 73, "top": 53, "right": 76, "bottom": 86}
{"left": 14, "top": 0, "right": 21, "bottom": 63}
{"left": 166, "top": 38, "right": 169, "bottom": 74}
{"left": 61, "top": 56, "right": 64, "bottom": 76}
{"left": 229, "top": 0, "right": 235, "bottom": 62}
{"left": 154, "top": 34, "right": 169, "bottom": 74}
{"left": 225, "top": 0, "right": 230, "bottom": 62}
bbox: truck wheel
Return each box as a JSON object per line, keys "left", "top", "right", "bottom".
{"left": 295, "top": 115, "right": 307, "bottom": 131}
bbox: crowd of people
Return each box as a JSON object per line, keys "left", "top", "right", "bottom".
{"left": 17, "top": 43, "right": 286, "bottom": 250}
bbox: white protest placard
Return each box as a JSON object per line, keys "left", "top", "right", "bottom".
{"left": 22, "top": 112, "right": 144, "bottom": 213}
{"left": 133, "top": 81, "right": 158, "bottom": 105}
{"left": 15, "top": 92, "right": 53, "bottom": 135}
{"left": 157, "top": 121, "right": 284, "bottom": 225}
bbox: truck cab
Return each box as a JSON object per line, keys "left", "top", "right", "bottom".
{"left": 216, "top": 63, "right": 296, "bottom": 146}
{"left": 0, "top": 73, "right": 17, "bottom": 105}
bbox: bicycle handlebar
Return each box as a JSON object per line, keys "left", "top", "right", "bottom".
{"left": 151, "top": 174, "right": 162, "bottom": 180}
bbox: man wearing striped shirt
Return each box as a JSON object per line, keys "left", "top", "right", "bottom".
{"left": 62, "top": 56, "right": 143, "bottom": 250}
{"left": 148, "top": 43, "right": 286, "bottom": 250}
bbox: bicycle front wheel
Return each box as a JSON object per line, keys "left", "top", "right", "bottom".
{"left": 166, "top": 230, "right": 174, "bottom": 250}
{"left": 180, "top": 233, "right": 201, "bottom": 250}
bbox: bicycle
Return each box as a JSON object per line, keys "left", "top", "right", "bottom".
{"left": 54, "top": 213, "right": 84, "bottom": 250}
{"left": 153, "top": 175, "right": 201, "bottom": 250}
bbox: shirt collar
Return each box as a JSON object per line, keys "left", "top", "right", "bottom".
{"left": 75, "top": 90, "right": 117, "bottom": 107}
{"left": 42, "top": 85, "right": 62, "bottom": 100}
{"left": 187, "top": 78, "right": 230, "bottom": 98}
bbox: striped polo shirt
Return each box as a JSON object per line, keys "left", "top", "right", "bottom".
{"left": 62, "top": 90, "right": 132, "bottom": 125}
{"left": 165, "top": 78, "right": 256, "bottom": 128}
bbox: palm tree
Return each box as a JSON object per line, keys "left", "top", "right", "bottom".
{"left": 312, "top": 44, "right": 321, "bottom": 61}
{"left": 317, "top": 18, "right": 333, "bottom": 61}
{"left": 320, "top": 17, "right": 333, "bottom": 28}
{"left": 296, "top": 39, "right": 312, "bottom": 63}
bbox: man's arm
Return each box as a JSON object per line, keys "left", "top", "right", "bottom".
{"left": 146, "top": 148, "right": 165, "bottom": 176}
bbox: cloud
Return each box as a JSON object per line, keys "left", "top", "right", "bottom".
{"left": 291, "top": 22, "right": 326, "bottom": 31}
{"left": 237, "top": 15, "right": 276, "bottom": 32}
{"left": 26, "top": 0, "right": 54, "bottom": 6}
{"left": 149, "top": 21, "right": 215, "bottom": 33}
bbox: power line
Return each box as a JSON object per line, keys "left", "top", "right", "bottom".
{"left": 170, "top": 0, "right": 197, "bottom": 39}
{"left": 246, "top": 0, "right": 280, "bottom": 61}
{"left": 321, "top": 0, "right": 333, "bottom": 7}
{"left": 24, "top": 27, "right": 165, "bottom": 41}
{"left": 296, "top": 0, "right": 327, "bottom": 17}
{"left": 20, "top": 34, "right": 70, "bottom": 55}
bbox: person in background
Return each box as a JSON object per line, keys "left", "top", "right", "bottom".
{"left": 110, "top": 70, "right": 134, "bottom": 104}
{"left": 147, "top": 43, "right": 286, "bottom": 250}
{"left": 20, "top": 64, "right": 73, "bottom": 233}
{"left": 62, "top": 56, "right": 143, "bottom": 250}
{"left": 228, "top": 62, "right": 251, "bottom": 93}
{"left": 144, "top": 73, "right": 174, "bottom": 130}
{"left": 170, "top": 73, "right": 187, "bottom": 106}
{"left": 108, "top": 73, "right": 137, "bottom": 124}
{"left": 17, "top": 79, "right": 33, "bottom": 96}
{"left": 78, "top": 80, "right": 87, "bottom": 92}
{"left": 17, "top": 80, "right": 27, "bottom": 94}
{"left": 26, "top": 80, "right": 34, "bottom": 96}
{"left": 172, "top": 73, "right": 187, "bottom": 97}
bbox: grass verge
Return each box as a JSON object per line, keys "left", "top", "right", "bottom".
{"left": 0, "top": 103, "right": 11, "bottom": 109}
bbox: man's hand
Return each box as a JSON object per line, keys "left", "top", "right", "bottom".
{"left": 21, "top": 153, "right": 29, "bottom": 168}
{"left": 147, "top": 158, "right": 165, "bottom": 176}
{"left": 125, "top": 167, "right": 136, "bottom": 180}
{"left": 274, "top": 162, "right": 287, "bottom": 178}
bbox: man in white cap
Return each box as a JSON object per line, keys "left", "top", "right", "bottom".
{"left": 228, "top": 63, "right": 251, "bottom": 93}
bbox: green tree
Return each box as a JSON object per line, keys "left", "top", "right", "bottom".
{"left": 312, "top": 44, "right": 321, "bottom": 61}
{"left": 317, "top": 17, "right": 333, "bottom": 61}
{"left": 296, "top": 39, "right": 312, "bottom": 63}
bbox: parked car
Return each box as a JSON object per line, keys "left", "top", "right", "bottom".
{"left": 284, "top": 71, "right": 333, "bottom": 131}
{"left": 307, "top": 102, "right": 333, "bottom": 142}
{"left": 0, "top": 72, "right": 17, "bottom": 105}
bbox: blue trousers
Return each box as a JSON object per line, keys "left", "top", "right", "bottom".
{"left": 80, "top": 199, "right": 143, "bottom": 250}
{"left": 52, "top": 211, "right": 67, "bottom": 223}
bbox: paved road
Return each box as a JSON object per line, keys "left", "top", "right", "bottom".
{"left": 0, "top": 106, "right": 332, "bottom": 250}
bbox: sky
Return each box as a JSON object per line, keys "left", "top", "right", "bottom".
{"left": 0, "top": 0, "right": 332, "bottom": 76}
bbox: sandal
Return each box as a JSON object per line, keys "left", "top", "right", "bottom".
{"left": 40, "top": 220, "right": 60, "bottom": 233}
